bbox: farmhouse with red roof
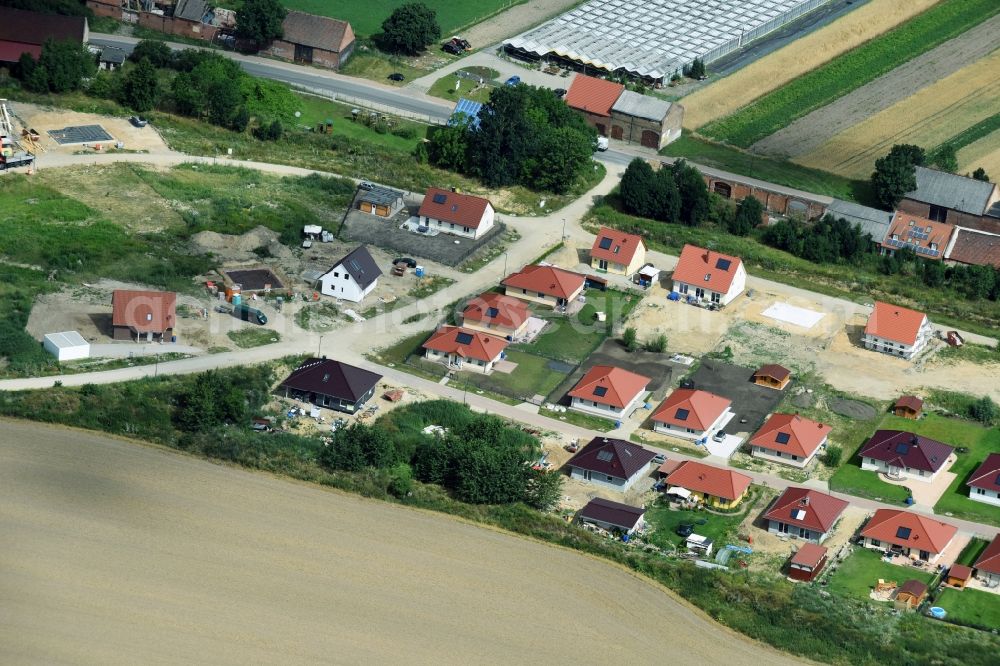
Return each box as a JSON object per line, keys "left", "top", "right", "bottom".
{"left": 459, "top": 292, "right": 532, "bottom": 340}
{"left": 590, "top": 227, "right": 647, "bottom": 276}
{"left": 418, "top": 188, "right": 495, "bottom": 240}
{"left": 967, "top": 453, "right": 1000, "bottom": 507}
{"left": 860, "top": 509, "right": 957, "bottom": 564}
{"left": 863, "top": 301, "right": 933, "bottom": 360}
{"left": 651, "top": 389, "right": 732, "bottom": 441}
{"left": 763, "top": 488, "right": 847, "bottom": 543}
{"left": 671, "top": 244, "right": 747, "bottom": 306}
{"left": 750, "top": 413, "right": 832, "bottom": 468}
{"left": 502, "top": 264, "right": 586, "bottom": 309}
{"left": 422, "top": 326, "right": 508, "bottom": 374}
{"left": 568, "top": 365, "right": 650, "bottom": 420}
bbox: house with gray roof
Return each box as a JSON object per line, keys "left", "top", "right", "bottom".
{"left": 899, "top": 167, "right": 1000, "bottom": 232}
{"left": 609, "top": 90, "right": 683, "bottom": 149}
{"left": 826, "top": 199, "right": 893, "bottom": 246}
{"left": 356, "top": 185, "right": 405, "bottom": 218}
{"left": 319, "top": 245, "right": 382, "bottom": 302}
{"left": 260, "top": 10, "right": 355, "bottom": 70}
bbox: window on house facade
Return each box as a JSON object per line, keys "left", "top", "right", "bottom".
{"left": 976, "top": 488, "right": 986, "bottom": 495}
{"left": 871, "top": 539, "right": 880, "bottom": 547}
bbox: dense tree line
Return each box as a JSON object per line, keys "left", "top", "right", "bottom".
{"left": 427, "top": 84, "right": 596, "bottom": 193}
{"left": 174, "top": 368, "right": 273, "bottom": 432}
{"left": 16, "top": 39, "right": 95, "bottom": 93}
{"left": 235, "top": 0, "right": 286, "bottom": 47}
{"left": 619, "top": 157, "right": 711, "bottom": 226}
{"left": 762, "top": 214, "right": 869, "bottom": 264}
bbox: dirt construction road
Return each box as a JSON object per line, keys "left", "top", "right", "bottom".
{"left": 0, "top": 420, "right": 806, "bottom": 666}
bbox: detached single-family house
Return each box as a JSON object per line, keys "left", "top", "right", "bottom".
{"left": 259, "top": 11, "right": 355, "bottom": 70}
{"left": 319, "top": 245, "right": 382, "bottom": 302}
{"left": 418, "top": 188, "right": 495, "bottom": 240}
{"left": 651, "top": 389, "right": 732, "bottom": 441}
{"left": 279, "top": 358, "right": 382, "bottom": 414}
{"left": 894, "top": 580, "right": 929, "bottom": 610}
{"left": 459, "top": 292, "right": 531, "bottom": 339}
{"left": 111, "top": 289, "right": 176, "bottom": 342}
{"left": 422, "top": 326, "right": 508, "bottom": 374}
{"left": 967, "top": 453, "right": 1000, "bottom": 507}
{"left": 750, "top": 413, "right": 832, "bottom": 468}
{"left": 671, "top": 243, "right": 746, "bottom": 306}
{"left": 502, "top": 264, "right": 586, "bottom": 310}
{"left": 860, "top": 430, "right": 954, "bottom": 482}
{"left": 860, "top": 509, "right": 958, "bottom": 564}
{"left": 356, "top": 185, "right": 405, "bottom": 218}
{"left": 98, "top": 46, "right": 127, "bottom": 71}
{"left": 752, "top": 364, "right": 791, "bottom": 390}
{"left": 973, "top": 535, "right": 1000, "bottom": 587}
{"left": 577, "top": 497, "right": 646, "bottom": 534}
{"left": 894, "top": 395, "right": 924, "bottom": 419}
{"left": 763, "top": 487, "right": 848, "bottom": 544}
{"left": 590, "top": 227, "right": 646, "bottom": 276}
{"left": 663, "top": 460, "right": 752, "bottom": 510}
{"left": 788, "top": 544, "right": 828, "bottom": 582}
{"left": 863, "top": 301, "right": 933, "bottom": 360}
{"left": 568, "top": 365, "right": 650, "bottom": 420}
{"left": 565, "top": 437, "right": 656, "bottom": 492}
{"left": 880, "top": 211, "right": 954, "bottom": 261}
{"left": 564, "top": 73, "right": 625, "bottom": 137}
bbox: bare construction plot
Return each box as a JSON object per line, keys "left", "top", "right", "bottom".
{"left": 679, "top": 0, "right": 937, "bottom": 129}
{"left": 753, "top": 15, "right": 1000, "bottom": 158}
{"left": 0, "top": 420, "right": 807, "bottom": 665}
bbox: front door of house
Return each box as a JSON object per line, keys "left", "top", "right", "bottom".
{"left": 695, "top": 287, "right": 705, "bottom": 299}
{"left": 598, "top": 259, "right": 608, "bottom": 270}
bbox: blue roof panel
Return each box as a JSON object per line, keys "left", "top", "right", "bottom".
{"left": 449, "top": 98, "right": 484, "bottom": 129}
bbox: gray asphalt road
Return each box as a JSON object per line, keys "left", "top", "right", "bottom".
{"left": 89, "top": 34, "right": 453, "bottom": 123}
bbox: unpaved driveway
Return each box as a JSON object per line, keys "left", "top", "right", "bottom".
{"left": 0, "top": 420, "right": 808, "bottom": 665}
{"left": 752, "top": 14, "right": 1000, "bottom": 157}
{"left": 461, "top": 0, "right": 580, "bottom": 49}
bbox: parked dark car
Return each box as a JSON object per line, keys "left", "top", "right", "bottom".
{"left": 129, "top": 115, "right": 147, "bottom": 128}
{"left": 680, "top": 379, "right": 695, "bottom": 389}
{"left": 388, "top": 72, "right": 404, "bottom": 81}
{"left": 553, "top": 88, "right": 567, "bottom": 98}
{"left": 393, "top": 257, "right": 417, "bottom": 268}
{"left": 505, "top": 75, "right": 521, "bottom": 86}
{"left": 442, "top": 42, "right": 461, "bottom": 55}
{"left": 451, "top": 37, "right": 471, "bottom": 51}
{"left": 676, "top": 523, "right": 694, "bottom": 537}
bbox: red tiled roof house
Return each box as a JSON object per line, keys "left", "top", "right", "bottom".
{"left": 418, "top": 188, "right": 495, "bottom": 240}
{"left": 671, "top": 244, "right": 747, "bottom": 307}
{"left": 260, "top": 11, "right": 355, "bottom": 70}
{"left": 590, "top": 227, "right": 646, "bottom": 276}
{"left": 502, "top": 264, "right": 585, "bottom": 310}
{"left": 651, "top": 389, "right": 732, "bottom": 441}
{"left": 422, "top": 326, "right": 508, "bottom": 374}
{"left": 459, "top": 292, "right": 531, "bottom": 339}
{"left": 663, "top": 460, "right": 752, "bottom": 510}
{"left": 111, "top": 289, "right": 176, "bottom": 342}
{"left": 568, "top": 365, "right": 650, "bottom": 421}
{"left": 881, "top": 211, "right": 955, "bottom": 261}
{"left": 863, "top": 301, "right": 933, "bottom": 360}
{"left": 763, "top": 487, "right": 848, "bottom": 543}
{"left": 967, "top": 453, "right": 1000, "bottom": 508}
{"left": 750, "top": 413, "right": 832, "bottom": 468}
{"left": 860, "top": 430, "right": 954, "bottom": 482}
{"left": 860, "top": 509, "right": 958, "bottom": 564}
{"left": 566, "top": 437, "right": 656, "bottom": 492}
{"left": 973, "top": 534, "right": 1000, "bottom": 586}
{"left": 565, "top": 73, "right": 625, "bottom": 137}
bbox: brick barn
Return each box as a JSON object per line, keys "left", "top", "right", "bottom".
{"left": 260, "top": 11, "right": 355, "bottom": 70}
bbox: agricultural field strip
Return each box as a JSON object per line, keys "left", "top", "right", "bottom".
{"left": 699, "top": 0, "right": 1000, "bottom": 147}
{"left": 936, "top": 112, "right": 1000, "bottom": 153}
{"left": 751, "top": 16, "right": 1000, "bottom": 158}
{"left": 794, "top": 51, "right": 1000, "bottom": 178}
{"left": 957, "top": 132, "right": 1000, "bottom": 177}
{"left": 678, "top": 0, "right": 938, "bottom": 130}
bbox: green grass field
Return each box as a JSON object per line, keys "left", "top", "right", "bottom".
{"left": 826, "top": 548, "right": 936, "bottom": 602}
{"left": 644, "top": 497, "right": 754, "bottom": 552}
{"left": 427, "top": 68, "right": 500, "bottom": 104}
{"left": 935, "top": 588, "right": 1000, "bottom": 630}
{"left": 462, "top": 350, "right": 567, "bottom": 402}
{"left": 518, "top": 289, "right": 639, "bottom": 364}
{"left": 227, "top": 328, "right": 281, "bottom": 348}
{"left": 701, "top": 0, "right": 1000, "bottom": 147}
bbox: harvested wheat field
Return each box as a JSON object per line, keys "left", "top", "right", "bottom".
{"left": 0, "top": 420, "right": 807, "bottom": 665}
{"left": 957, "top": 130, "right": 1000, "bottom": 176}
{"left": 679, "top": 0, "right": 938, "bottom": 130}
{"left": 795, "top": 49, "right": 1000, "bottom": 178}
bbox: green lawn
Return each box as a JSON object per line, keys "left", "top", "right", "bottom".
{"left": 828, "top": 462, "right": 911, "bottom": 504}
{"left": 462, "top": 350, "right": 568, "bottom": 402}
{"left": 826, "top": 548, "right": 935, "bottom": 602}
{"left": 644, "top": 496, "right": 754, "bottom": 552}
{"left": 227, "top": 328, "right": 280, "bottom": 348}
{"left": 934, "top": 342, "right": 1000, "bottom": 367}
{"left": 427, "top": 73, "right": 497, "bottom": 104}
{"left": 661, "top": 134, "right": 867, "bottom": 202}
{"left": 295, "top": 94, "right": 427, "bottom": 151}
{"left": 701, "top": 0, "right": 1000, "bottom": 146}
{"left": 935, "top": 588, "right": 1000, "bottom": 630}
{"left": 338, "top": 52, "right": 433, "bottom": 88}
{"left": 519, "top": 289, "right": 640, "bottom": 364}
{"left": 539, "top": 406, "right": 616, "bottom": 432}
{"left": 956, "top": 538, "right": 989, "bottom": 567}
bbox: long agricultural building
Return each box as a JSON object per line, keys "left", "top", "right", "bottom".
{"left": 504, "top": 0, "right": 833, "bottom": 83}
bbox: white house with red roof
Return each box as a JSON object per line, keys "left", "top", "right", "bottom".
{"left": 860, "top": 509, "right": 957, "bottom": 564}
{"left": 968, "top": 453, "right": 1000, "bottom": 507}
{"left": 750, "top": 413, "right": 832, "bottom": 468}
{"left": 590, "top": 227, "right": 647, "bottom": 276}
{"left": 418, "top": 188, "right": 495, "bottom": 240}
{"left": 863, "top": 301, "right": 933, "bottom": 360}
{"left": 459, "top": 292, "right": 532, "bottom": 339}
{"left": 763, "top": 488, "right": 848, "bottom": 543}
{"left": 502, "top": 264, "right": 586, "bottom": 309}
{"left": 671, "top": 244, "right": 746, "bottom": 306}
{"left": 974, "top": 534, "right": 1000, "bottom": 586}
{"left": 568, "top": 365, "right": 650, "bottom": 420}
{"left": 422, "top": 326, "right": 508, "bottom": 374}
{"left": 651, "top": 389, "right": 732, "bottom": 441}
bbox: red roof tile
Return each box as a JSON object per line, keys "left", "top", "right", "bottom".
{"left": 864, "top": 301, "right": 927, "bottom": 345}
{"left": 0, "top": 7, "right": 87, "bottom": 47}
{"left": 502, "top": 264, "right": 585, "bottom": 300}
{"left": 565, "top": 74, "right": 625, "bottom": 118}
{"left": 791, "top": 543, "right": 828, "bottom": 568}
{"left": 968, "top": 453, "right": 1000, "bottom": 494}
{"left": 895, "top": 395, "right": 924, "bottom": 412}
{"left": 882, "top": 212, "right": 954, "bottom": 260}
{"left": 422, "top": 326, "right": 508, "bottom": 363}
{"left": 751, "top": 413, "right": 831, "bottom": 459}
{"left": 671, "top": 244, "right": 743, "bottom": 294}
{"left": 947, "top": 227, "right": 1000, "bottom": 268}
{"left": 651, "top": 389, "right": 730, "bottom": 431}
{"left": 418, "top": 188, "right": 493, "bottom": 229}
{"left": 590, "top": 227, "right": 645, "bottom": 266}
{"left": 764, "top": 487, "right": 848, "bottom": 534}
{"left": 974, "top": 535, "right": 1000, "bottom": 575}
{"left": 461, "top": 292, "right": 531, "bottom": 330}
{"left": 111, "top": 290, "right": 176, "bottom": 334}
{"left": 665, "top": 461, "right": 751, "bottom": 502}
{"left": 948, "top": 564, "right": 973, "bottom": 581}
{"left": 568, "top": 365, "right": 650, "bottom": 409}
{"left": 860, "top": 509, "right": 957, "bottom": 555}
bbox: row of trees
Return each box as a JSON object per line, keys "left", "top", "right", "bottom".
{"left": 762, "top": 214, "right": 870, "bottom": 264}
{"left": 15, "top": 39, "right": 95, "bottom": 94}
{"left": 618, "top": 157, "right": 711, "bottom": 226}
{"left": 427, "top": 84, "right": 597, "bottom": 193}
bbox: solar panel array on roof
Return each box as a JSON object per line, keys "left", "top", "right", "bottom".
{"left": 594, "top": 386, "right": 608, "bottom": 396}
{"left": 896, "top": 526, "right": 912, "bottom": 540}
{"left": 486, "top": 307, "right": 499, "bottom": 317}
{"left": 675, "top": 408, "right": 689, "bottom": 420}
{"left": 895, "top": 443, "right": 911, "bottom": 455}
{"left": 775, "top": 432, "right": 791, "bottom": 445}
{"left": 715, "top": 258, "right": 732, "bottom": 271}
{"left": 433, "top": 193, "right": 447, "bottom": 204}
{"left": 456, "top": 332, "right": 474, "bottom": 344}
{"left": 596, "top": 450, "right": 614, "bottom": 462}
{"left": 599, "top": 236, "right": 613, "bottom": 250}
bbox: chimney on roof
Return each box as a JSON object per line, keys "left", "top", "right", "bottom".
{"left": 801, "top": 496, "right": 810, "bottom": 506}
